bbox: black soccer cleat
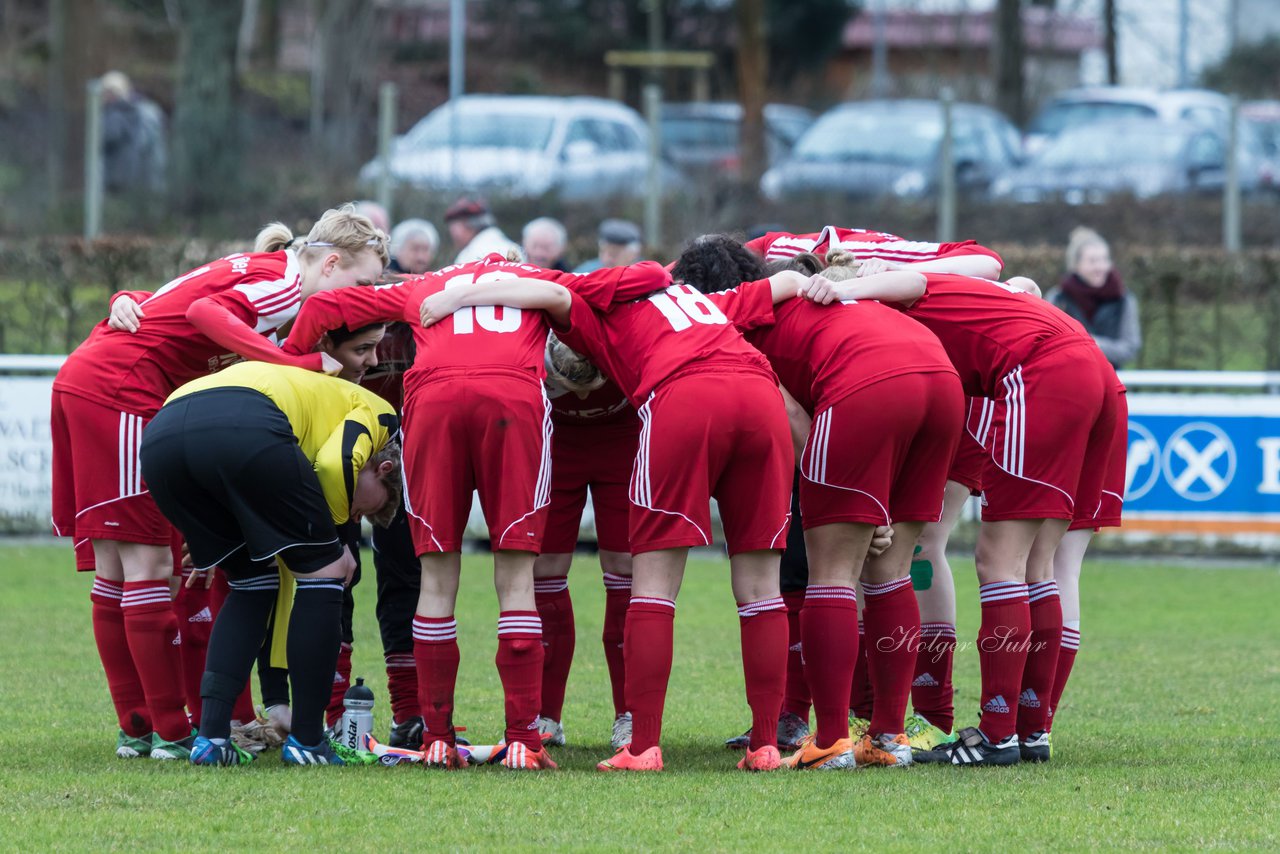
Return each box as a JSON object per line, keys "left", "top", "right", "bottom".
{"left": 914, "top": 726, "right": 1020, "bottom": 766}
{"left": 388, "top": 716, "right": 425, "bottom": 750}
{"left": 1019, "top": 730, "right": 1052, "bottom": 763}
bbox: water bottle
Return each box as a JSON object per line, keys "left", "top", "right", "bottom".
{"left": 339, "top": 676, "right": 375, "bottom": 752}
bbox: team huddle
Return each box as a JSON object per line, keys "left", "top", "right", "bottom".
{"left": 51, "top": 203, "right": 1125, "bottom": 772}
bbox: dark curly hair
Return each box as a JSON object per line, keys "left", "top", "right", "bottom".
{"left": 670, "top": 234, "right": 769, "bottom": 295}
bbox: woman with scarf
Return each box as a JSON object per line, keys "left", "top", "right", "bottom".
{"left": 1046, "top": 227, "right": 1142, "bottom": 369}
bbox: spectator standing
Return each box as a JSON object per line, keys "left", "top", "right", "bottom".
{"left": 1046, "top": 228, "right": 1142, "bottom": 369}
{"left": 522, "top": 217, "right": 571, "bottom": 272}
{"left": 445, "top": 196, "right": 521, "bottom": 264}
{"left": 573, "top": 219, "right": 643, "bottom": 273}
{"left": 389, "top": 219, "right": 440, "bottom": 274}
{"left": 354, "top": 201, "right": 392, "bottom": 235}
{"left": 100, "top": 71, "right": 166, "bottom": 194}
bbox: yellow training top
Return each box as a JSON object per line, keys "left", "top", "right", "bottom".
{"left": 168, "top": 362, "right": 399, "bottom": 525}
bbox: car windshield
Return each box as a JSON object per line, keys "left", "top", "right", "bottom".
{"left": 662, "top": 117, "right": 738, "bottom": 148}
{"left": 1029, "top": 101, "right": 1159, "bottom": 136}
{"left": 794, "top": 111, "right": 941, "bottom": 163}
{"left": 1036, "top": 125, "right": 1185, "bottom": 167}
{"left": 403, "top": 109, "right": 556, "bottom": 151}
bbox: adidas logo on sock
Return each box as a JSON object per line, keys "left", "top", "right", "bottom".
{"left": 188, "top": 606, "right": 213, "bottom": 623}
{"left": 913, "top": 672, "right": 939, "bottom": 687}
{"left": 333, "top": 672, "right": 345, "bottom": 684}
{"left": 1019, "top": 689, "right": 1040, "bottom": 709}
{"left": 982, "top": 695, "right": 1010, "bottom": 714}
{"left": 788, "top": 642, "right": 803, "bottom": 653}
{"left": 172, "top": 631, "right": 182, "bottom": 646}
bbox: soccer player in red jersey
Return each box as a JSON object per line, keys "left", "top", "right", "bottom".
{"left": 810, "top": 270, "right": 1117, "bottom": 766}
{"left": 284, "top": 253, "right": 667, "bottom": 770}
{"left": 745, "top": 225, "right": 1003, "bottom": 279}
{"left": 424, "top": 259, "right": 835, "bottom": 772}
{"left": 533, "top": 336, "right": 639, "bottom": 749}
{"left": 51, "top": 206, "right": 388, "bottom": 759}
{"left": 681, "top": 238, "right": 963, "bottom": 769}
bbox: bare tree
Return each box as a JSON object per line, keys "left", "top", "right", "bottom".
{"left": 994, "top": 0, "right": 1025, "bottom": 125}
{"left": 735, "top": 0, "right": 768, "bottom": 187}
{"left": 47, "top": 0, "right": 102, "bottom": 203}
{"left": 1104, "top": 0, "right": 1118, "bottom": 84}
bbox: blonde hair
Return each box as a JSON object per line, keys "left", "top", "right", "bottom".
{"left": 253, "top": 203, "right": 391, "bottom": 268}
{"left": 1065, "top": 227, "right": 1108, "bottom": 273}
{"left": 821, "top": 248, "right": 862, "bottom": 282}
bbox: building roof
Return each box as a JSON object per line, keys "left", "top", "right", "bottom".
{"left": 843, "top": 6, "right": 1100, "bottom": 55}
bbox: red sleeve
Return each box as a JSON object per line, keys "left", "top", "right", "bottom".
{"left": 707, "top": 279, "right": 776, "bottom": 331}
{"left": 742, "top": 234, "right": 774, "bottom": 258}
{"left": 551, "top": 294, "right": 615, "bottom": 376}
{"left": 936, "top": 240, "right": 1004, "bottom": 269}
{"left": 110, "top": 290, "right": 153, "bottom": 307}
{"left": 588, "top": 261, "right": 673, "bottom": 307}
{"left": 186, "top": 300, "right": 324, "bottom": 371}
{"left": 283, "top": 284, "right": 415, "bottom": 356}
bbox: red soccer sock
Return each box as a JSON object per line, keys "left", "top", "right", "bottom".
{"left": 534, "top": 577, "right": 575, "bottom": 723}
{"left": 385, "top": 652, "right": 420, "bottom": 724}
{"left": 976, "top": 582, "right": 1031, "bottom": 743}
{"left": 738, "top": 597, "right": 788, "bottom": 752}
{"left": 781, "top": 589, "right": 811, "bottom": 721}
{"left": 174, "top": 576, "right": 213, "bottom": 728}
{"left": 800, "top": 585, "right": 858, "bottom": 749}
{"left": 1018, "top": 581, "right": 1063, "bottom": 738}
{"left": 91, "top": 578, "right": 151, "bottom": 737}
{"left": 1048, "top": 624, "right": 1080, "bottom": 732}
{"left": 413, "top": 616, "right": 460, "bottom": 746}
{"left": 325, "top": 642, "right": 353, "bottom": 728}
{"left": 624, "top": 596, "right": 676, "bottom": 754}
{"left": 496, "top": 611, "right": 544, "bottom": 750}
{"left": 601, "top": 574, "right": 631, "bottom": 717}
{"left": 850, "top": 623, "right": 873, "bottom": 719}
{"left": 122, "top": 580, "right": 191, "bottom": 742}
{"left": 862, "top": 577, "right": 920, "bottom": 737}
{"left": 912, "top": 622, "right": 957, "bottom": 733}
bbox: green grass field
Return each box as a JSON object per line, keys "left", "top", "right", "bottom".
{"left": 2, "top": 544, "right": 1278, "bottom": 851}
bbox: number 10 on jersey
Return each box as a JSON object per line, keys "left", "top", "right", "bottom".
{"left": 445, "top": 271, "right": 522, "bottom": 334}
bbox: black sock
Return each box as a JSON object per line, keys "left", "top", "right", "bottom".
{"left": 288, "top": 576, "right": 345, "bottom": 745}
{"left": 199, "top": 570, "right": 278, "bottom": 740}
{"left": 256, "top": 606, "right": 291, "bottom": 709}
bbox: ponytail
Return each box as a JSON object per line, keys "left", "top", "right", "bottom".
{"left": 253, "top": 222, "right": 294, "bottom": 253}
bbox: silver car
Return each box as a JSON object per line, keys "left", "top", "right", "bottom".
{"left": 360, "top": 95, "right": 666, "bottom": 200}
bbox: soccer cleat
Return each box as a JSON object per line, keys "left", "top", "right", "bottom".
{"left": 500, "top": 741, "right": 558, "bottom": 770}
{"left": 737, "top": 744, "right": 783, "bottom": 772}
{"left": 281, "top": 734, "right": 375, "bottom": 766}
{"left": 914, "top": 727, "right": 1020, "bottom": 766}
{"left": 597, "top": 745, "right": 664, "bottom": 772}
{"left": 364, "top": 732, "right": 424, "bottom": 766}
{"left": 611, "top": 712, "right": 633, "bottom": 750}
{"left": 150, "top": 731, "right": 196, "bottom": 761}
{"left": 116, "top": 730, "right": 152, "bottom": 759}
{"left": 848, "top": 715, "right": 871, "bottom": 741}
{"left": 537, "top": 716, "right": 566, "bottom": 747}
{"left": 725, "top": 712, "right": 812, "bottom": 751}
{"left": 1020, "top": 730, "right": 1052, "bottom": 763}
{"left": 904, "top": 713, "right": 957, "bottom": 752}
{"left": 422, "top": 738, "right": 468, "bottom": 769}
{"left": 388, "top": 716, "right": 425, "bottom": 750}
{"left": 785, "top": 736, "right": 856, "bottom": 771}
{"left": 854, "top": 733, "right": 914, "bottom": 767}
{"left": 189, "top": 736, "right": 254, "bottom": 767}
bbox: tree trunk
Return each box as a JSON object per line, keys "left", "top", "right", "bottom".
{"left": 47, "top": 0, "right": 101, "bottom": 204}
{"left": 1104, "top": 0, "right": 1118, "bottom": 84}
{"left": 994, "top": 0, "right": 1025, "bottom": 126}
{"left": 735, "top": 0, "right": 768, "bottom": 188}
{"left": 316, "top": 0, "right": 379, "bottom": 168}
{"left": 171, "top": 0, "right": 243, "bottom": 213}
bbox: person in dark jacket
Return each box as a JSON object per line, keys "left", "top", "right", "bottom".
{"left": 1046, "top": 227, "right": 1142, "bottom": 369}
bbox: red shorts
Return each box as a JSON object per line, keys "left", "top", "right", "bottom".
{"left": 975, "top": 341, "right": 1112, "bottom": 522}
{"left": 630, "top": 370, "right": 792, "bottom": 555}
{"left": 542, "top": 417, "right": 640, "bottom": 554}
{"left": 1072, "top": 379, "right": 1128, "bottom": 531}
{"left": 948, "top": 397, "right": 991, "bottom": 495}
{"left": 402, "top": 371, "right": 551, "bottom": 554}
{"left": 800, "top": 372, "right": 963, "bottom": 528}
{"left": 51, "top": 390, "right": 174, "bottom": 555}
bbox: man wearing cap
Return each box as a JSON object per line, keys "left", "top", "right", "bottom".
{"left": 445, "top": 196, "right": 522, "bottom": 265}
{"left": 574, "top": 219, "right": 644, "bottom": 274}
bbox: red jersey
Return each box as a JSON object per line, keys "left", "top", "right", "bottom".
{"left": 284, "top": 255, "right": 670, "bottom": 401}
{"left": 54, "top": 250, "right": 317, "bottom": 414}
{"left": 548, "top": 379, "right": 634, "bottom": 426}
{"left": 555, "top": 280, "right": 777, "bottom": 406}
{"left": 900, "top": 273, "right": 1090, "bottom": 398}
{"left": 745, "top": 226, "right": 1002, "bottom": 269}
{"left": 745, "top": 289, "right": 956, "bottom": 413}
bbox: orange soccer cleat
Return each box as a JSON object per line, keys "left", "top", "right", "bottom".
{"left": 737, "top": 744, "right": 782, "bottom": 772}
{"left": 596, "top": 744, "right": 664, "bottom": 772}
{"left": 500, "top": 741, "right": 558, "bottom": 771}
{"left": 423, "top": 738, "right": 468, "bottom": 769}
{"left": 785, "top": 736, "right": 856, "bottom": 771}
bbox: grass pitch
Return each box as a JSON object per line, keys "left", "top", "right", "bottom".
{"left": 1, "top": 543, "right": 1277, "bottom": 851}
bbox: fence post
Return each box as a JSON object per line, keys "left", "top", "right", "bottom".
{"left": 644, "top": 82, "right": 663, "bottom": 256}
{"left": 377, "top": 81, "right": 397, "bottom": 222}
{"left": 937, "top": 88, "right": 956, "bottom": 243}
{"left": 84, "top": 77, "right": 103, "bottom": 242}
{"left": 1224, "top": 95, "right": 1242, "bottom": 255}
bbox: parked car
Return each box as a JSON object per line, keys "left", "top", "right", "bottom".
{"left": 659, "top": 102, "right": 814, "bottom": 177}
{"left": 1024, "top": 87, "right": 1231, "bottom": 155}
{"left": 359, "top": 95, "right": 676, "bottom": 200}
{"left": 992, "top": 117, "right": 1264, "bottom": 203}
{"left": 759, "top": 99, "right": 1021, "bottom": 201}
